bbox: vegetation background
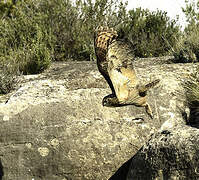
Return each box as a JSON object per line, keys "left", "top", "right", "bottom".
{"left": 0, "top": 0, "right": 199, "bottom": 94}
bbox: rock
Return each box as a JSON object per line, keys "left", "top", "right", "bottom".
{"left": 126, "top": 125, "right": 199, "bottom": 180}
{"left": 0, "top": 59, "right": 198, "bottom": 180}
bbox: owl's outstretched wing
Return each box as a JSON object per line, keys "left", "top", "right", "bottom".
{"left": 94, "top": 26, "right": 118, "bottom": 94}
{"left": 106, "top": 39, "right": 160, "bottom": 118}
{"left": 108, "top": 57, "right": 139, "bottom": 105}
{"left": 94, "top": 26, "right": 118, "bottom": 63}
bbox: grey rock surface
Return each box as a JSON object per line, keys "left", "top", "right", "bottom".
{"left": 126, "top": 125, "right": 199, "bottom": 180}
{"left": 0, "top": 59, "right": 198, "bottom": 180}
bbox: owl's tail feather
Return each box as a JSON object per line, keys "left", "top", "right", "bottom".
{"left": 138, "top": 79, "right": 160, "bottom": 94}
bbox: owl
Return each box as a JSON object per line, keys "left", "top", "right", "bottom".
{"left": 94, "top": 26, "right": 159, "bottom": 119}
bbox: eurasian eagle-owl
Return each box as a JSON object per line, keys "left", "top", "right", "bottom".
{"left": 94, "top": 26, "right": 159, "bottom": 119}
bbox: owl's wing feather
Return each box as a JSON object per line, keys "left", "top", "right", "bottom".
{"left": 94, "top": 27, "right": 118, "bottom": 95}
{"left": 94, "top": 27, "right": 118, "bottom": 63}
{"left": 108, "top": 60, "right": 138, "bottom": 105}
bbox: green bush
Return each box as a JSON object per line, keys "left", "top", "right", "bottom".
{"left": 0, "top": 0, "right": 53, "bottom": 74}
{"left": 0, "top": 0, "right": 180, "bottom": 75}
{"left": 0, "top": 0, "right": 128, "bottom": 65}
{"left": 173, "top": 38, "right": 197, "bottom": 63}
{"left": 0, "top": 64, "right": 19, "bottom": 94}
{"left": 117, "top": 8, "right": 180, "bottom": 58}
{"left": 183, "top": 66, "right": 199, "bottom": 127}
{"left": 0, "top": 0, "right": 182, "bottom": 94}
{"left": 173, "top": 24, "right": 199, "bottom": 63}
{"left": 184, "top": 67, "right": 199, "bottom": 107}
{"left": 0, "top": 0, "right": 14, "bottom": 18}
{"left": 173, "top": 0, "right": 199, "bottom": 63}
{"left": 61, "top": 0, "right": 128, "bottom": 60}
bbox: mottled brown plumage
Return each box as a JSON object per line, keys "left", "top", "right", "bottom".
{"left": 94, "top": 26, "right": 159, "bottom": 118}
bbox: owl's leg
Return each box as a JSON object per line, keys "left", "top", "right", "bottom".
{"left": 144, "top": 102, "right": 153, "bottom": 119}
{"left": 98, "top": 69, "right": 119, "bottom": 106}
{"left": 101, "top": 72, "right": 116, "bottom": 95}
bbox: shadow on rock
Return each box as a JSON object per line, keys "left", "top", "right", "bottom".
{"left": 109, "top": 121, "right": 199, "bottom": 180}
{"left": 187, "top": 107, "right": 199, "bottom": 129}
{"left": 108, "top": 157, "right": 132, "bottom": 180}
{"left": 0, "top": 159, "right": 4, "bottom": 180}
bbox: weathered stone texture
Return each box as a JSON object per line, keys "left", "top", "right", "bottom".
{"left": 126, "top": 125, "right": 199, "bottom": 180}
{"left": 0, "top": 59, "right": 198, "bottom": 180}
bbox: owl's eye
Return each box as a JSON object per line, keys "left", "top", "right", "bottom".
{"left": 139, "top": 91, "right": 147, "bottom": 97}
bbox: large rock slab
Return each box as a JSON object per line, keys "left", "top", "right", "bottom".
{"left": 0, "top": 60, "right": 198, "bottom": 179}
{"left": 126, "top": 125, "right": 199, "bottom": 180}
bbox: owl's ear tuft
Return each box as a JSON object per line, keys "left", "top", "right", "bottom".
{"left": 145, "top": 79, "right": 160, "bottom": 90}
{"left": 138, "top": 79, "right": 160, "bottom": 94}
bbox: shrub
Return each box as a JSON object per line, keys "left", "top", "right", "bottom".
{"left": 0, "top": 64, "right": 20, "bottom": 94}
{"left": 173, "top": 24, "right": 199, "bottom": 63}
{"left": 0, "top": 0, "right": 129, "bottom": 64}
{"left": 173, "top": 38, "right": 197, "bottom": 63}
{"left": 0, "top": 0, "right": 53, "bottom": 74}
{"left": 62, "top": 0, "right": 129, "bottom": 60}
{"left": 116, "top": 8, "right": 180, "bottom": 58}
{"left": 0, "top": 0, "right": 180, "bottom": 70}
{"left": 0, "top": 0, "right": 14, "bottom": 18}
{"left": 0, "top": 0, "right": 182, "bottom": 94}
{"left": 173, "top": 0, "right": 199, "bottom": 63}
{"left": 182, "top": 66, "right": 199, "bottom": 127}
{"left": 184, "top": 68, "right": 199, "bottom": 106}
